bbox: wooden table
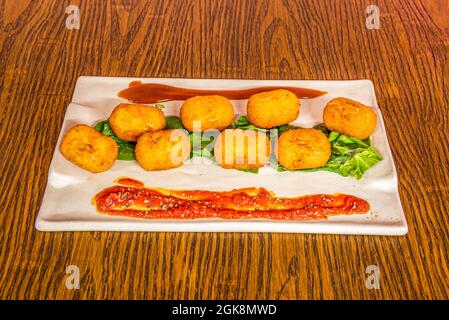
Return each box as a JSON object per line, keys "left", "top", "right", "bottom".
{"left": 0, "top": 0, "right": 448, "bottom": 300}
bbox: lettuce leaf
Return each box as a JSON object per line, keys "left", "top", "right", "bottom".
{"left": 94, "top": 114, "right": 382, "bottom": 180}
{"left": 164, "top": 116, "right": 217, "bottom": 160}
{"left": 236, "top": 168, "right": 259, "bottom": 174}
{"left": 230, "top": 115, "right": 268, "bottom": 132}
{"left": 165, "top": 115, "right": 184, "bottom": 129}
{"left": 276, "top": 130, "right": 383, "bottom": 179}
{"left": 94, "top": 120, "right": 136, "bottom": 160}
{"left": 189, "top": 132, "right": 216, "bottom": 159}
{"left": 232, "top": 115, "right": 303, "bottom": 135}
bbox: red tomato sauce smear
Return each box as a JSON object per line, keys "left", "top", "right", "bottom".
{"left": 93, "top": 178, "right": 370, "bottom": 220}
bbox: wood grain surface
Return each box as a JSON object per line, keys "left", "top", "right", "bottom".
{"left": 0, "top": 0, "right": 448, "bottom": 300}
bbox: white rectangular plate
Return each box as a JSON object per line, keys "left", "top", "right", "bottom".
{"left": 36, "top": 77, "right": 407, "bottom": 235}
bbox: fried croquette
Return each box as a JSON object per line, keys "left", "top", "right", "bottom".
{"left": 323, "top": 97, "right": 377, "bottom": 140}
{"left": 247, "top": 89, "right": 300, "bottom": 129}
{"left": 135, "top": 129, "right": 190, "bottom": 171}
{"left": 180, "top": 95, "right": 234, "bottom": 132}
{"left": 214, "top": 129, "right": 271, "bottom": 170}
{"left": 60, "top": 124, "right": 118, "bottom": 173}
{"left": 277, "top": 129, "right": 330, "bottom": 170}
{"left": 109, "top": 103, "right": 166, "bottom": 142}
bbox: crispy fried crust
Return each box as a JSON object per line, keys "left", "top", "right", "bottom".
{"left": 135, "top": 129, "right": 190, "bottom": 171}
{"left": 247, "top": 89, "right": 300, "bottom": 129}
{"left": 60, "top": 124, "right": 118, "bottom": 173}
{"left": 109, "top": 103, "right": 166, "bottom": 142}
{"left": 180, "top": 95, "right": 234, "bottom": 132}
{"left": 323, "top": 97, "right": 377, "bottom": 140}
{"left": 214, "top": 129, "right": 271, "bottom": 170}
{"left": 277, "top": 128, "right": 331, "bottom": 170}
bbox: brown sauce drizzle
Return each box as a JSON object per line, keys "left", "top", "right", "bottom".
{"left": 118, "top": 81, "right": 326, "bottom": 103}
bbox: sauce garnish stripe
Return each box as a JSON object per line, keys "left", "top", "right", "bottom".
{"left": 118, "top": 81, "right": 326, "bottom": 103}
{"left": 93, "top": 178, "right": 370, "bottom": 220}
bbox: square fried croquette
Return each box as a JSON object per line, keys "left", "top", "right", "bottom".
{"left": 277, "top": 128, "right": 331, "bottom": 170}
{"left": 214, "top": 129, "right": 271, "bottom": 170}
{"left": 323, "top": 97, "right": 377, "bottom": 140}
{"left": 60, "top": 124, "right": 118, "bottom": 173}
{"left": 180, "top": 95, "right": 234, "bottom": 132}
{"left": 109, "top": 103, "right": 166, "bottom": 142}
{"left": 135, "top": 129, "right": 190, "bottom": 171}
{"left": 247, "top": 89, "right": 300, "bottom": 129}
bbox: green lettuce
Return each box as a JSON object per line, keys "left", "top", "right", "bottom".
{"left": 276, "top": 128, "right": 383, "bottom": 179}
{"left": 94, "top": 114, "right": 382, "bottom": 180}
{"left": 236, "top": 168, "right": 259, "bottom": 174}
{"left": 230, "top": 115, "right": 268, "bottom": 132}
{"left": 165, "top": 115, "right": 184, "bottom": 129}
{"left": 189, "top": 132, "right": 216, "bottom": 159}
{"left": 232, "top": 115, "right": 302, "bottom": 135}
{"left": 94, "top": 120, "right": 136, "bottom": 160}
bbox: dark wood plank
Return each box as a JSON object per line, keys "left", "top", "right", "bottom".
{"left": 0, "top": 0, "right": 448, "bottom": 299}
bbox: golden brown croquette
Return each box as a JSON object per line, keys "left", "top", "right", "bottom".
{"left": 180, "top": 95, "right": 234, "bottom": 132}
{"left": 135, "top": 129, "right": 190, "bottom": 171}
{"left": 323, "top": 97, "right": 377, "bottom": 140}
{"left": 60, "top": 124, "right": 118, "bottom": 173}
{"left": 247, "top": 89, "right": 300, "bottom": 129}
{"left": 109, "top": 103, "right": 166, "bottom": 142}
{"left": 214, "top": 129, "right": 271, "bottom": 170}
{"left": 277, "top": 128, "right": 331, "bottom": 170}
